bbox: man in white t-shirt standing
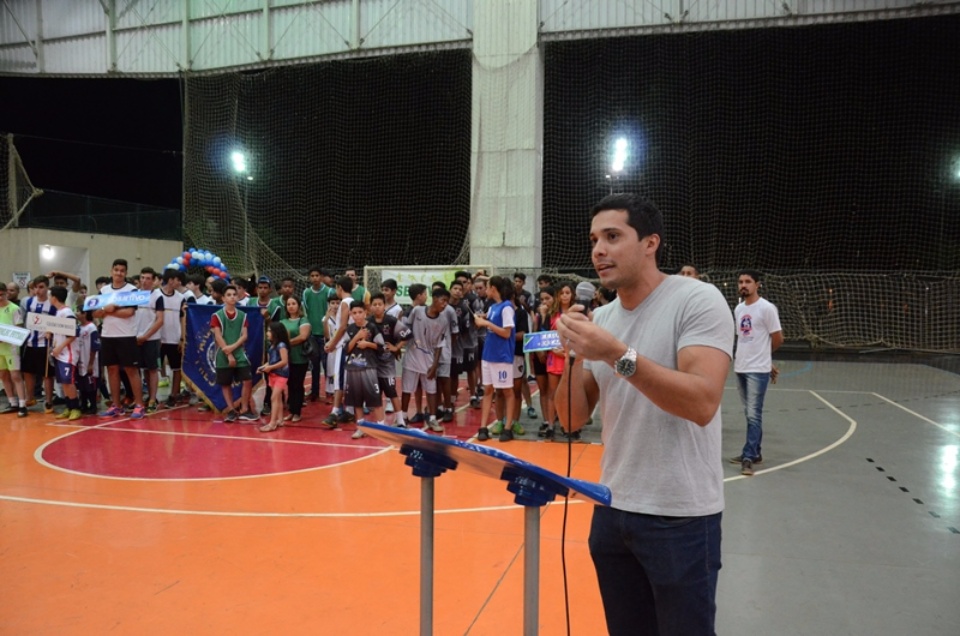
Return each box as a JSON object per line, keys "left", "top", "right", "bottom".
{"left": 731, "top": 269, "right": 783, "bottom": 476}
{"left": 96, "top": 259, "right": 145, "bottom": 419}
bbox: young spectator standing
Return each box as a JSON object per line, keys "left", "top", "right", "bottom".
{"left": 380, "top": 279, "right": 403, "bottom": 320}
{"left": 400, "top": 286, "right": 447, "bottom": 434}
{"left": 49, "top": 270, "right": 82, "bottom": 308}
{"left": 321, "top": 277, "right": 356, "bottom": 427}
{"left": 475, "top": 276, "right": 520, "bottom": 442}
{"left": 402, "top": 283, "right": 430, "bottom": 424}
{"left": 257, "top": 322, "right": 290, "bottom": 432}
{"left": 5, "top": 282, "right": 21, "bottom": 305}
{"left": 136, "top": 267, "right": 164, "bottom": 412}
{"left": 48, "top": 286, "right": 82, "bottom": 421}
{"left": 97, "top": 260, "right": 146, "bottom": 419}
{"left": 280, "top": 296, "right": 311, "bottom": 423}
{"left": 322, "top": 294, "right": 344, "bottom": 410}
{"left": 513, "top": 272, "right": 538, "bottom": 419}
{"left": 449, "top": 279, "right": 478, "bottom": 410}
{"left": 158, "top": 269, "right": 186, "bottom": 407}
{"left": 210, "top": 285, "right": 258, "bottom": 423}
{"left": 343, "top": 301, "right": 386, "bottom": 439}
{"left": 435, "top": 288, "right": 458, "bottom": 423}
{"left": 678, "top": 264, "right": 700, "bottom": 279}
{"left": 0, "top": 285, "right": 28, "bottom": 416}
{"left": 302, "top": 266, "right": 331, "bottom": 402}
{"left": 76, "top": 309, "right": 100, "bottom": 414}
{"left": 344, "top": 267, "right": 371, "bottom": 305}
{"left": 22, "top": 275, "right": 58, "bottom": 413}
{"left": 184, "top": 274, "right": 212, "bottom": 305}
{"left": 544, "top": 282, "right": 576, "bottom": 439}
{"left": 370, "top": 293, "right": 410, "bottom": 427}
{"left": 533, "top": 286, "right": 556, "bottom": 436}
{"left": 731, "top": 269, "right": 783, "bottom": 476}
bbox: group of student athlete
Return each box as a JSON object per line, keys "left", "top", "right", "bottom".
{"left": 0, "top": 260, "right": 612, "bottom": 443}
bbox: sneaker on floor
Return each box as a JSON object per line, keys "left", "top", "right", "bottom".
{"left": 409, "top": 412, "right": 424, "bottom": 424}
{"left": 17, "top": 407, "right": 28, "bottom": 418}
{"left": 352, "top": 428, "right": 366, "bottom": 439}
{"left": 68, "top": 408, "right": 83, "bottom": 421}
{"left": 527, "top": 406, "right": 537, "bottom": 419}
{"left": 320, "top": 413, "right": 339, "bottom": 429}
{"left": 741, "top": 459, "right": 755, "bottom": 476}
{"left": 395, "top": 421, "right": 408, "bottom": 429}
{"left": 489, "top": 420, "right": 504, "bottom": 436}
{"left": 44, "top": 402, "right": 55, "bottom": 414}
{"left": 165, "top": 395, "right": 177, "bottom": 408}
{"left": 145, "top": 401, "right": 158, "bottom": 414}
{"left": 537, "top": 422, "right": 551, "bottom": 438}
{"left": 339, "top": 411, "right": 356, "bottom": 424}
{"left": 99, "top": 405, "right": 123, "bottom": 418}
{"left": 511, "top": 421, "right": 525, "bottom": 436}
{"left": 239, "top": 411, "right": 259, "bottom": 422}
{"left": 55, "top": 409, "right": 71, "bottom": 420}
{"left": 441, "top": 409, "right": 453, "bottom": 423}
{"left": 729, "top": 454, "right": 763, "bottom": 465}
{"left": 158, "top": 377, "right": 170, "bottom": 388}
{"left": 469, "top": 396, "right": 480, "bottom": 409}
{"left": 290, "top": 414, "right": 302, "bottom": 423}
{"left": 385, "top": 402, "right": 394, "bottom": 413}
{"left": 25, "top": 398, "right": 37, "bottom": 408}
{"left": 260, "top": 406, "right": 271, "bottom": 417}
{"left": 224, "top": 410, "right": 239, "bottom": 423}
{"left": 498, "top": 428, "right": 514, "bottom": 442}
{"left": 477, "top": 427, "right": 490, "bottom": 441}
{"left": 198, "top": 403, "right": 212, "bottom": 412}
{"left": 130, "top": 404, "right": 145, "bottom": 419}
{"left": 426, "top": 418, "right": 444, "bottom": 433}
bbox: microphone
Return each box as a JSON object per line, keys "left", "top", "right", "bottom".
{"left": 575, "top": 281, "right": 596, "bottom": 312}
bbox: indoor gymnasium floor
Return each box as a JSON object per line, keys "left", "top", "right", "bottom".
{"left": 1, "top": 357, "right": 958, "bottom": 635}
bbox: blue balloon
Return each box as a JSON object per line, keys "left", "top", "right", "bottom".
{"left": 213, "top": 256, "right": 222, "bottom": 265}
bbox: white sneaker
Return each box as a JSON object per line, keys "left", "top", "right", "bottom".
{"left": 426, "top": 418, "right": 444, "bottom": 433}
{"left": 385, "top": 402, "right": 394, "bottom": 413}
{"left": 352, "top": 429, "right": 366, "bottom": 439}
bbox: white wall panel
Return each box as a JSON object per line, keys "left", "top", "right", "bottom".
{"left": 190, "top": 0, "right": 261, "bottom": 21}
{"left": 190, "top": 12, "right": 263, "bottom": 70}
{"left": 42, "top": 0, "right": 105, "bottom": 40}
{"left": 1, "top": 1, "right": 37, "bottom": 44}
{"left": 116, "top": 24, "right": 183, "bottom": 73}
{"left": 361, "top": 0, "right": 471, "bottom": 49}
{"left": 0, "top": 43, "right": 38, "bottom": 72}
{"left": 116, "top": 0, "right": 185, "bottom": 30}
{"left": 540, "top": 0, "right": 673, "bottom": 33}
{"left": 44, "top": 33, "right": 105, "bottom": 73}
{"left": 272, "top": 3, "right": 353, "bottom": 61}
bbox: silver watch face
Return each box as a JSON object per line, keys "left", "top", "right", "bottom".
{"left": 616, "top": 350, "right": 637, "bottom": 377}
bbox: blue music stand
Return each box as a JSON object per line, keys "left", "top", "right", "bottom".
{"left": 359, "top": 422, "right": 611, "bottom": 636}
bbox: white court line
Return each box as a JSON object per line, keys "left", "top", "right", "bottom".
{"left": 725, "top": 390, "right": 858, "bottom": 482}
{"left": 872, "top": 392, "right": 960, "bottom": 439}
{"left": 724, "top": 386, "right": 873, "bottom": 394}
{"left": 0, "top": 493, "right": 585, "bottom": 518}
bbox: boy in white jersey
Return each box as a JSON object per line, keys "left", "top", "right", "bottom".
{"left": 0, "top": 285, "right": 28, "bottom": 417}
{"left": 321, "top": 278, "right": 356, "bottom": 427}
{"left": 22, "top": 275, "right": 58, "bottom": 413}
{"left": 48, "top": 287, "right": 82, "bottom": 421}
{"left": 96, "top": 259, "right": 146, "bottom": 419}
{"left": 158, "top": 269, "right": 186, "bottom": 408}
{"left": 137, "top": 267, "right": 165, "bottom": 412}
{"left": 76, "top": 310, "right": 101, "bottom": 414}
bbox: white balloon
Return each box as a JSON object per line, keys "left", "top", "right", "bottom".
{"left": 176, "top": 256, "right": 184, "bottom": 265}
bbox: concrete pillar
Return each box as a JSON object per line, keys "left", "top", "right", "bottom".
{"left": 469, "top": 0, "right": 542, "bottom": 270}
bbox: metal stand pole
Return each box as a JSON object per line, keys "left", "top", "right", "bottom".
{"left": 523, "top": 505, "right": 540, "bottom": 636}
{"left": 420, "top": 476, "right": 435, "bottom": 636}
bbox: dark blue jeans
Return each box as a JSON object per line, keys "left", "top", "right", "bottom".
{"left": 588, "top": 505, "right": 722, "bottom": 636}
{"left": 308, "top": 335, "right": 325, "bottom": 397}
{"left": 736, "top": 371, "right": 770, "bottom": 461}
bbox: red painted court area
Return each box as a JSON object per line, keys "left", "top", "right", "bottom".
{"left": 38, "top": 381, "right": 523, "bottom": 480}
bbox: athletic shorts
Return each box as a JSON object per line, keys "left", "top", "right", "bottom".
{"left": 481, "top": 360, "right": 514, "bottom": 390}
{"left": 531, "top": 351, "right": 547, "bottom": 376}
{"left": 216, "top": 365, "right": 252, "bottom": 386}
{"left": 55, "top": 360, "right": 76, "bottom": 385}
{"left": 344, "top": 367, "right": 382, "bottom": 408}
{"left": 21, "top": 346, "right": 48, "bottom": 376}
{"left": 160, "top": 343, "right": 182, "bottom": 370}
{"left": 378, "top": 374, "right": 399, "bottom": 400}
{"left": 268, "top": 375, "right": 288, "bottom": 390}
{"left": 0, "top": 350, "right": 21, "bottom": 372}
{"left": 436, "top": 361, "right": 451, "bottom": 379}
{"left": 101, "top": 336, "right": 140, "bottom": 368}
{"left": 139, "top": 339, "right": 161, "bottom": 371}
{"left": 513, "top": 355, "right": 526, "bottom": 380}
{"left": 401, "top": 367, "right": 436, "bottom": 395}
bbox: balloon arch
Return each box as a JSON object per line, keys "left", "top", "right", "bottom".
{"left": 165, "top": 249, "right": 231, "bottom": 281}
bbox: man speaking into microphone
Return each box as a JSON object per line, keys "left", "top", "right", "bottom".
{"left": 555, "top": 194, "right": 733, "bottom": 636}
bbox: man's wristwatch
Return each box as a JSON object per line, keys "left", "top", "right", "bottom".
{"left": 614, "top": 347, "right": 638, "bottom": 378}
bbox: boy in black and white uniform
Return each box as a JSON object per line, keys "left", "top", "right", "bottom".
{"left": 343, "top": 301, "right": 385, "bottom": 439}
{"left": 370, "top": 292, "right": 411, "bottom": 427}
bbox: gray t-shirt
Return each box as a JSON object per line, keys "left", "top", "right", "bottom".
{"left": 403, "top": 306, "right": 451, "bottom": 374}
{"left": 584, "top": 275, "right": 734, "bottom": 516}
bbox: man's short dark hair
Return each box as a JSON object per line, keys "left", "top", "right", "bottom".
{"left": 140, "top": 266, "right": 158, "bottom": 277}
{"left": 513, "top": 272, "right": 527, "bottom": 282}
{"left": 95, "top": 276, "right": 110, "bottom": 286}
{"left": 489, "top": 275, "right": 514, "bottom": 300}
{"left": 112, "top": 258, "right": 128, "bottom": 270}
{"left": 31, "top": 275, "right": 49, "bottom": 286}
{"left": 350, "top": 300, "right": 366, "bottom": 311}
{"left": 454, "top": 270, "right": 471, "bottom": 281}
{"left": 408, "top": 283, "right": 427, "bottom": 300}
{"left": 162, "top": 269, "right": 186, "bottom": 285}
{"left": 431, "top": 288, "right": 451, "bottom": 300}
{"left": 450, "top": 279, "right": 463, "bottom": 290}
{"left": 49, "top": 286, "right": 68, "bottom": 303}
{"left": 336, "top": 276, "right": 354, "bottom": 294}
{"left": 308, "top": 265, "right": 322, "bottom": 276}
{"left": 187, "top": 274, "right": 205, "bottom": 287}
{"left": 370, "top": 292, "right": 386, "bottom": 304}
{"left": 432, "top": 281, "right": 446, "bottom": 291}
{"left": 211, "top": 279, "right": 228, "bottom": 295}
{"left": 381, "top": 279, "right": 398, "bottom": 291}
{"left": 590, "top": 193, "right": 664, "bottom": 263}
{"left": 536, "top": 274, "right": 553, "bottom": 285}
{"left": 737, "top": 269, "right": 763, "bottom": 284}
